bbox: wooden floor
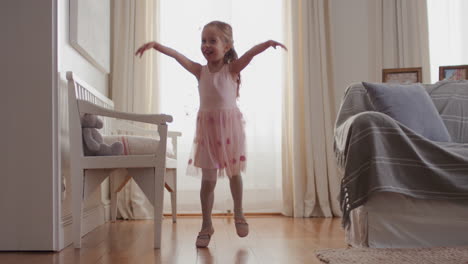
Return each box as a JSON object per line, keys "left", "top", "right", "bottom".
{"left": 0, "top": 216, "right": 347, "bottom": 264}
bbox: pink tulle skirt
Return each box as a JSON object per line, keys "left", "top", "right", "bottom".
{"left": 186, "top": 107, "right": 247, "bottom": 180}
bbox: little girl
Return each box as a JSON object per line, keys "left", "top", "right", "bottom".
{"left": 135, "top": 20, "right": 286, "bottom": 248}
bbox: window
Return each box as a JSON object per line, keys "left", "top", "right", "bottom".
{"left": 427, "top": 0, "right": 468, "bottom": 83}
{"left": 159, "top": 0, "right": 285, "bottom": 213}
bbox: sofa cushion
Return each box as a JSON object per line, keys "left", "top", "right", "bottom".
{"left": 362, "top": 82, "right": 451, "bottom": 142}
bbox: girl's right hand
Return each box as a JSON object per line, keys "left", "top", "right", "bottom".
{"left": 135, "top": 41, "right": 158, "bottom": 57}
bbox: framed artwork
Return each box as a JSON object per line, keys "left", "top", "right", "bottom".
{"left": 382, "top": 67, "right": 422, "bottom": 84}
{"left": 70, "top": 0, "right": 111, "bottom": 73}
{"left": 439, "top": 65, "right": 468, "bottom": 81}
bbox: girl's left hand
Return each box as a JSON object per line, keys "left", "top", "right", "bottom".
{"left": 268, "top": 40, "right": 288, "bottom": 51}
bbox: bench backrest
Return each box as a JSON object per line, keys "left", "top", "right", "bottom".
{"left": 66, "top": 72, "right": 114, "bottom": 157}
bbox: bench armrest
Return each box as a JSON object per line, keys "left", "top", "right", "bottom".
{"left": 78, "top": 99, "right": 173, "bottom": 125}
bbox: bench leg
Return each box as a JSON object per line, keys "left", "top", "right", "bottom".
{"left": 154, "top": 167, "right": 165, "bottom": 249}
{"left": 170, "top": 190, "right": 177, "bottom": 223}
{"left": 110, "top": 190, "right": 118, "bottom": 222}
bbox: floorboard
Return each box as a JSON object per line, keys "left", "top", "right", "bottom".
{"left": 0, "top": 216, "right": 347, "bottom": 264}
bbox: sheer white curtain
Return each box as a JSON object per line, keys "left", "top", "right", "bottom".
{"left": 159, "top": 0, "right": 284, "bottom": 213}
{"left": 111, "top": 0, "right": 157, "bottom": 113}
{"left": 282, "top": 0, "right": 341, "bottom": 218}
{"left": 427, "top": 0, "right": 468, "bottom": 83}
{"left": 111, "top": 0, "right": 159, "bottom": 219}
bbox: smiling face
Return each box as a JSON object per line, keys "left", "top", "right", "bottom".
{"left": 201, "top": 26, "right": 230, "bottom": 63}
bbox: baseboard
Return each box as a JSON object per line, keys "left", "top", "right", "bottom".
{"left": 59, "top": 204, "right": 106, "bottom": 250}
{"left": 167, "top": 212, "right": 283, "bottom": 217}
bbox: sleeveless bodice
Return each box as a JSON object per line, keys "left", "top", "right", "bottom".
{"left": 198, "top": 65, "right": 238, "bottom": 110}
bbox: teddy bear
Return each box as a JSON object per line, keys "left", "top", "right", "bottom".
{"left": 81, "top": 113, "right": 124, "bottom": 156}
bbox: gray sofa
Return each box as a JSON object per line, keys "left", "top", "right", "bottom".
{"left": 334, "top": 80, "right": 468, "bottom": 248}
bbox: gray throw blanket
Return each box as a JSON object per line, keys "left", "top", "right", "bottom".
{"left": 334, "top": 80, "right": 468, "bottom": 228}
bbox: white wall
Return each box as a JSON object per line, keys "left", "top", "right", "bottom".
{"left": 328, "top": 0, "right": 383, "bottom": 111}
{"left": 57, "top": 0, "right": 110, "bottom": 249}
{"left": 58, "top": 0, "right": 108, "bottom": 94}
{"left": 0, "top": 0, "right": 57, "bottom": 250}
{"left": 327, "top": 0, "right": 430, "bottom": 111}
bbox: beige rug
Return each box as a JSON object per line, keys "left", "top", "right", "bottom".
{"left": 316, "top": 247, "right": 468, "bottom": 264}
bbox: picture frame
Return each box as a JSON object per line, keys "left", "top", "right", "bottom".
{"left": 70, "top": 0, "right": 111, "bottom": 73}
{"left": 439, "top": 65, "right": 468, "bottom": 81}
{"left": 382, "top": 67, "right": 422, "bottom": 84}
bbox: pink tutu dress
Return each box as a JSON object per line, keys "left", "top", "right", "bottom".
{"left": 186, "top": 64, "right": 247, "bottom": 180}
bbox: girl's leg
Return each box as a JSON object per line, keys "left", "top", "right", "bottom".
{"left": 229, "top": 175, "right": 249, "bottom": 237}
{"left": 229, "top": 175, "right": 244, "bottom": 220}
{"left": 200, "top": 169, "right": 218, "bottom": 232}
{"left": 196, "top": 169, "right": 217, "bottom": 247}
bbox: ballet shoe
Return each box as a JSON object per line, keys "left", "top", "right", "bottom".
{"left": 234, "top": 217, "right": 249, "bottom": 238}
{"left": 196, "top": 227, "right": 214, "bottom": 248}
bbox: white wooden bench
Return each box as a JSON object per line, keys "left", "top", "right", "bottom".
{"left": 66, "top": 71, "right": 178, "bottom": 249}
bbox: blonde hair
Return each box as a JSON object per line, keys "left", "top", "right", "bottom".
{"left": 204, "top": 21, "right": 241, "bottom": 97}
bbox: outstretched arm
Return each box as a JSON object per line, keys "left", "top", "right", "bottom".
{"left": 135, "top": 41, "right": 202, "bottom": 79}
{"left": 229, "top": 40, "right": 287, "bottom": 74}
